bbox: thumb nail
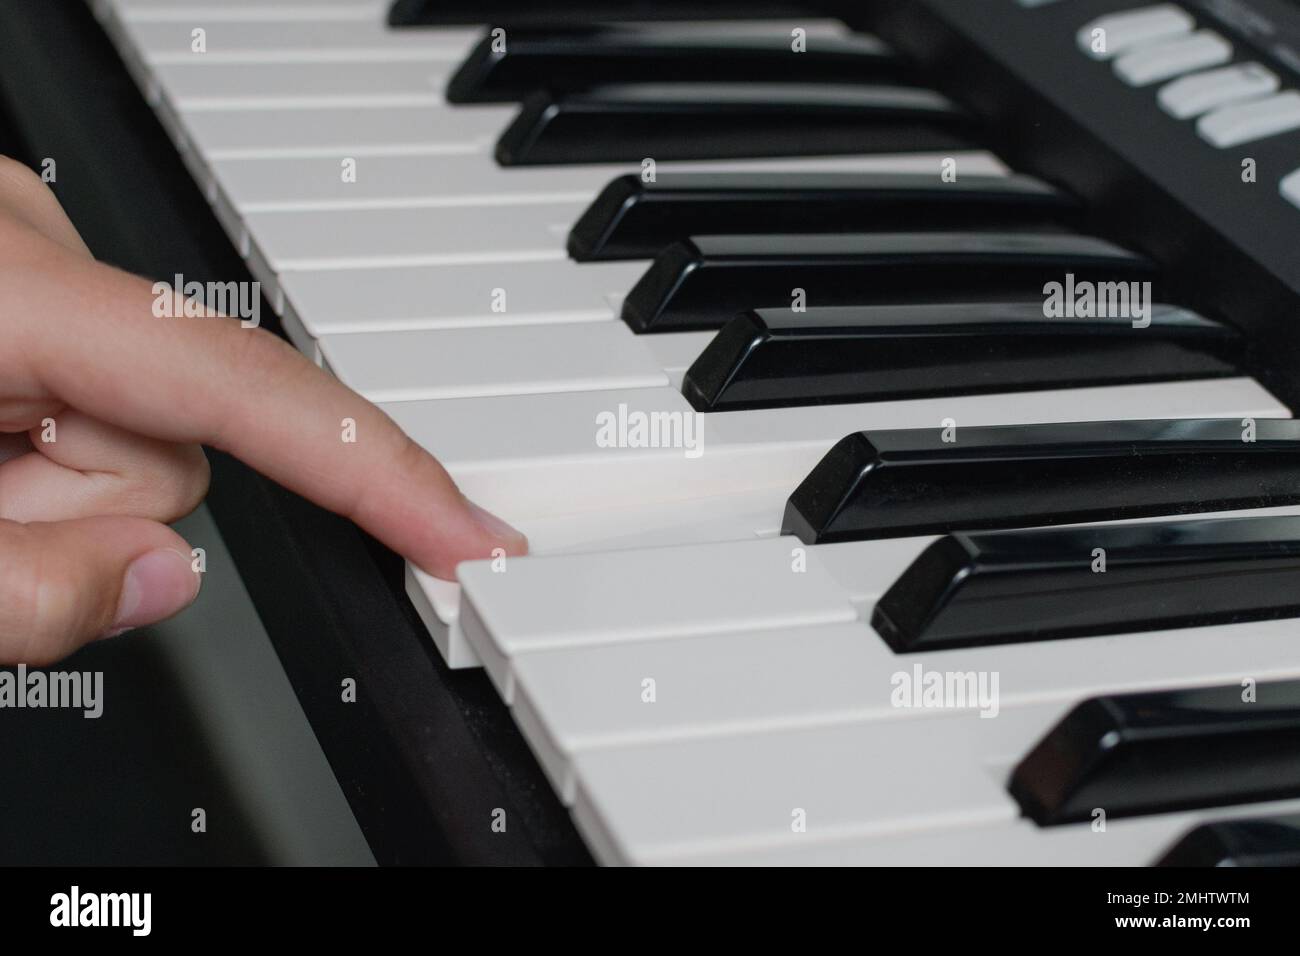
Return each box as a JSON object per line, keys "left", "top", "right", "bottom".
{"left": 111, "top": 548, "right": 202, "bottom": 634}
{"left": 466, "top": 500, "right": 528, "bottom": 549}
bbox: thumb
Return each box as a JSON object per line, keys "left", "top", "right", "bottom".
{"left": 0, "top": 515, "right": 202, "bottom": 665}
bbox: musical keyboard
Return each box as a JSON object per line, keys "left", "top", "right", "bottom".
{"left": 78, "top": 0, "right": 1300, "bottom": 865}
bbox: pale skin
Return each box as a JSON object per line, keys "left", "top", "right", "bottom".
{"left": 0, "top": 156, "right": 528, "bottom": 665}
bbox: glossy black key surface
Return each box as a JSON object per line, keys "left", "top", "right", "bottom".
{"left": 872, "top": 516, "right": 1300, "bottom": 653}
{"left": 782, "top": 418, "right": 1300, "bottom": 545}
{"left": 682, "top": 303, "right": 1238, "bottom": 411}
{"left": 495, "top": 84, "right": 975, "bottom": 166}
{"left": 1157, "top": 815, "right": 1300, "bottom": 866}
{"left": 622, "top": 231, "right": 1154, "bottom": 333}
{"left": 390, "top": 1, "right": 812, "bottom": 26}
{"left": 1008, "top": 681, "right": 1300, "bottom": 826}
{"left": 447, "top": 28, "right": 901, "bottom": 104}
{"left": 569, "top": 172, "right": 1077, "bottom": 261}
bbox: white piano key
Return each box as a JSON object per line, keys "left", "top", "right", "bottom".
{"left": 318, "top": 320, "right": 706, "bottom": 400}
{"left": 116, "top": 0, "right": 386, "bottom": 21}
{"left": 317, "top": 321, "right": 670, "bottom": 402}
{"left": 404, "top": 565, "right": 478, "bottom": 669}
{"left": 711, "top": 375, "right": 1290, "bottom": 446}
{"left": 570, "top": 705, "right": 1036, "bottom": 864}
{"left": 180, "top": 104, "right": 513, "bottom": 159}
{"left": 408, "top": 485, "right": 790, "bottom": 671}
{"left": 245, "top": 201, "right": 585, "bottom": 272}
{"left": 121, "top": 17, "right": 480, "bottom": 64}
{"left": 673, "top": 798, "right": 1300, "bottom": 866}
{"left": 157, "top": 60, "right": 453, "bottom": 110}
{"left": 209, "top": 151, "right": 1011, "bottom": 212}
{"left": 278, "top": 259, "right": 641, "bottom": 346}
{"left": 384, "top": 378, "right": 1285, "bottom": 523}
{"left": 640, "top": 331, "right": 716, "bottom": 382}
{"left": 457, "top": 536, "right": 858, "bottom": 699}
{"left": 511, "top": 587, "right": 1300, "bottom": 802}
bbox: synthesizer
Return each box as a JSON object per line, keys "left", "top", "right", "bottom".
{"left": 42, "top": 0, "right": 1300, "bottom": 864}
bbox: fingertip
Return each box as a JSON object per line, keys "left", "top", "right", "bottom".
{"left": 465, "top": 499, "right": 529, "bottom": 553}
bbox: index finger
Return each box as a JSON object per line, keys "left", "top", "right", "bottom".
{"left": 9, "top": 230, "right": 527, "bottom": 580}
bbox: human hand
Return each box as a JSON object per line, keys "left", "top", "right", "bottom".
{"left": 0, "top": 156, "right": 527, "bottom": 664}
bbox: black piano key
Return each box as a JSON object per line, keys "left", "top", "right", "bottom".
{"left": 569, "top": 172, "right": 1078, "bottom": 261}
{"left": 782, "top": 418, "right": 1300, "bottom": 545}
{"left": 622, "top": 231, "right": 1155, "bottom": 333}
{"left": 1008, "top": 680, "right": 1300, "bottom": 826}
{"left": 495, "top": 84, "right": 976, "bottom": 166}
{"left": 682, "top": 303, "right": 1239, "bottom": 412}
{"left": 871, "top": 516, "right": 1300, "bottom": 654}
{"left": 447, "top": 28, "right": 903, "bottom": 104}
{"left": 1156, "top": 815, "right": 1300, "bottom": 866}
{"left": 390, "top": 1, "right": 813, "bottom": 27}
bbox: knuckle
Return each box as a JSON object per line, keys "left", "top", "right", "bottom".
{"left": 165, "top": 445, "right": 211, "bottom": 520}
{"left": 121, "top": 445, "right": 211, "bottom": 522}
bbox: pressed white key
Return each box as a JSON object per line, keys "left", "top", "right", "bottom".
{"left": 278, "top": 259, "right": 641, "bottom": 341}
{"left": 420, "top": 493, "right": 1300, "bottom": 676}
{"left": 1112, "top": 30, "right": 1231, "bottom": 87}
{"left": 246, "top": 201, "right": 585, "bottom": 272}
{"left": 458, "top": 536, "right": 858, "bottom": 699}
{"left": 1158, "top": 62, "right": 1279, "bottom": 119}
{"left": 181, "top": 104, "right": 513, "bottom": 158}
{"left": 1077, "top": 4, "right": 1193, "bottom": 60}
{"left": 570, "top": 704, "right": 1038, "bottom": 864}
{"left": 405, "top": 485, "right": 788, "bottom": 669}
{"left": 157, "top": 60, "right": 452, "bottom": 109}
{"left": 122, "top": 18, "right": 479, "bottom": 63}
{"left": 208, "top": 150, "right": 1010, "bottom": 211}
{"left": 317, "top": 322, "right": 669, "bottom": 402}
{"left": 385, "top": 378, "right": 1286, "bottom": 522}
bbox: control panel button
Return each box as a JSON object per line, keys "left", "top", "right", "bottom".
{"left": 1198, "top": 90, "right": 1300, "bottom": 147}
{"left": 1114, "top": 30, "right": 1231, "bottom": 87}
{"left": 1077, "top": 4, "right": 1194, "bottom": 60}
{"left": 1281, "top": 168, "right": 1300, "bottom": 210}
{"left": 1158, "top": 62, "right": 1279, "bottom": 119}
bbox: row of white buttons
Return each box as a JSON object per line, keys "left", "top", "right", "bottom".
{"left": 1077, "top": 4, "right": 1300, "bottom": 148}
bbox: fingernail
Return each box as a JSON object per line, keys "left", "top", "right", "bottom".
{"left": 111, "top": 548, "right": 202, "bottom": 633}
{"left": 466, "top": 500, "right": 528, "bottom": 549}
